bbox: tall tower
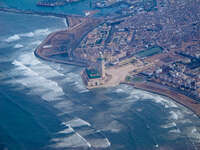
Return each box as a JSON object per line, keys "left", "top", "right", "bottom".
{"left": 97, "top": 52, "right": 105, "bottom": 78}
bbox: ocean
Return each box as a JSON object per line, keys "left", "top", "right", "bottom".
{"left": 0, "top": 0, "right": 120, "bottom": 16}
{"left": 0, "top": 2, "right": 200, "bottom": 150}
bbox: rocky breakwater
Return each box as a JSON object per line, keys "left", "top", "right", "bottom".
{"left": 35, "top": 16, "right": 104, "bottom": 67}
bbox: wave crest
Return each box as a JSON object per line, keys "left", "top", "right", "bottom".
{"left": 5, "top": 34, "right": 20, "bottom": 42}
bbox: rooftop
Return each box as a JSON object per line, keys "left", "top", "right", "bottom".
{"left": 86, "top": 68, "right": 101, "bottom": 79}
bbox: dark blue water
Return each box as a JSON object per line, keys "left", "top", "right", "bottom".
{"left": 0, "top": 6, "right": 200, "bottom": 150}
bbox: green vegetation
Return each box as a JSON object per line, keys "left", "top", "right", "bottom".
{"left": 125, "top": 75, "right": 145, "bottom": 82}
{"left": 136, "top": 46, "right": 163, "bottom": 58}
{"left": 119, "top": 57, "right": 137, "bottom": 66}
{"left": 131, "top": 76, "right": 145, "bottom": 82}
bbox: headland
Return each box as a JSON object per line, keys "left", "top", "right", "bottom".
{"left": 22, "top": 0, "right": 199, "bottom": 118}
{"left": 34, "top": 15, "right": 104, "bottom": 67}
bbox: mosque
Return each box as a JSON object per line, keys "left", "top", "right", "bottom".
{"left": 81, "top": 53, "right": 107, "bottom": 88}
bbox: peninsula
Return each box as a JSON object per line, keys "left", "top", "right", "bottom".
{"left": 34, "top": 0, "right": 200, "bottom": 117}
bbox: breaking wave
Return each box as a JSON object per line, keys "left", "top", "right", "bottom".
{"left": 14, "top": 44, "right": 24, "bottom": 49}
{"left": 34, "top": 28, "right": 51, "bottom": 36}
{"left": 5, "top": 28, "right": 51, "bottom": 43}
{"left": 30, "top": 40, "right": 42, "bottom": 46}
{"left": 5, "top": 34, "right": 20, "bottom": 42}
{"left": 61, "top": 72, "right": 89, "bottom": 93}
{"left": 169, "top": 110, "right": 184, "bottom": 120}
{"left": 12, "top": 59, "right": 64, "bottom": 101}
{"left": 51, "top": 119, "right": 111, "bottom": 149}
{"left": 161, "top": 122, "right": 177, "bottom": 129}
{"left": 102, "top": 120, "right": 122, "bottom": 133}
{"left": 20, "top": 32, "right": 34, "bottom": 37}
{"left": 51, "top": 132, "right": 91, "bottom": 148}
{"left": 62, "top": 118, "right": 91, "bottom": 128}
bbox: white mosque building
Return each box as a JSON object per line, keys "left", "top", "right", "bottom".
{"left": 81, "top": 52, "right": 107, "bottom": 88}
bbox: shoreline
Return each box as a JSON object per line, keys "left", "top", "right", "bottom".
{"left": 34, "top": 48, "right": 87, "bottom": 67}
{"left": 34, "top": 14, "right": 104, "bottom": 68}
{"left": 2, "top": 5, "right": 200, "bottom": 120}
{"left": 123, "top": 81, "right": 200, "bottom": 118}
{"left": 34, "top": 29, "right": 88, "bottom": 67}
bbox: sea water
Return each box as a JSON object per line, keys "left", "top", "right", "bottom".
{"left": 0, "top": 9, "right": 200, "bottom": 150}
{"left": 0, "top": 0, "right": 121, "bottom": 16}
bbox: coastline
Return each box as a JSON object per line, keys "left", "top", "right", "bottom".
{"left": 1, "top": 2, "right": 200, "bottom": 150}
{"left": 123, "top": 81, "right": 200, "bottom": 118}
{"left": 2, "top": 5, "right": 200, "bottom": 120}
{"left": 34, "top": 29, "right": 88, "bottom": 67}
{"left": 34, "top": 15, "right": 104, "bottom": 68}
{"left": 0, "top": 7, "right": 101, "bottom": 67}
{"left": 34, "top": 48, "right": 87, "bottom": 67}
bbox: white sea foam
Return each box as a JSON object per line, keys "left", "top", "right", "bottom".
{"left": 77, "top": 128, "right": 96, "bottom": 137}
{"left": 76, "top": 132, "right": 92, "bottom": 148}
{"left": 12, "top": 60, "right": 64, "bottom": 101}
{"left": 30, "top": 40, "right": 42, "bottom": 46}
{"left": 14, "top": 44, "right": 24, "bottom": 49}
{"left": 35, "top": 28, "right": 50, "bottom": 36}
{"left": 89, "top": 138, "right": 111, "bottom": 148}
{"left": 103, "top": 120, "right": 122, "bottom": 133}
{"left": 169, "top": 110, "right": 184, "bottom": 120}
{"left": 149, "top": 94, "right": 178, "bottom": 109}
{"left": 5, "top": 34, "right": 20, "bottom": 42}
{"left": 55, "top": 100, "right": 75, "bottom": 113}
{"left": 59, "top": 125, "right": 74, "bottom": 134}
{"left": 18, "top": 52, "right": 65, "bottom": 77}
{"left": 20, "top": 32, "right": 34, "bottom": 37}
{"left": 187, "top": 127, "right": 200, "bottom": 141}
{"left": 5, "top": 28, "right": 50, "bottom": 43}
{"left": 169, "top": 129, "right": 181, "bottom": 134}
{"left": 182, "top": 108, "right": 194, "bottom": 115}
{"left": 62, "top": 72, "right": 89, "bottom": 93}
{"left": 73, "top": 81, "right": 89, "bottom": 93}
{"left": 179, "top": 119, "right": 192, "bottom": 124}
{"left": 51, "top": 132, "right": 91, "bottom": 148}
{"left": 115, "top": 88, "right": 125, "bottom": 93}
{"left": 169, "top": 111, "right": 179, "bottom": 120}
{"left": 53, "top": 123, "right": 91, "bottom": 148}
{"left": 108, "top": 101, "right": 133, "bottom": 113}
{"left": 120, "top": 85, "right": 179, "bottom": 109}
{"left": 161, "top": 122, "right": 177, "bottom": 129}
{"left": 63, "top": 118, "right": 91, "bottom": 128}
{"left": 42, "top": 91, "right": 63, "bottom": 101}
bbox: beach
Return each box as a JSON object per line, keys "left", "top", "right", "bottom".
{"left": 124, "top": 81, "right": 200, "bottom": 118}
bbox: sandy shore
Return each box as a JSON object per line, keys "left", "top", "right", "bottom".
{"left": 123, "top": 81, "right": 200, "bottom": 118}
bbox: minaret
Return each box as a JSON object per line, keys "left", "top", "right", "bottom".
{"left": 98, "top": 52, "right": 105, "bottom": 78}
